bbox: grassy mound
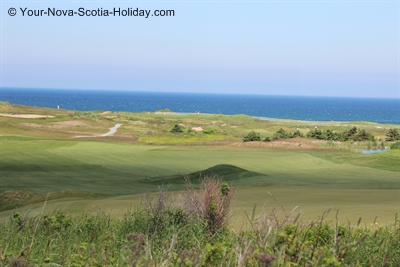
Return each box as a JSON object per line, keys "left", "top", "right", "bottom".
{"left": 140, "top": 164, "right": 263, "bottom": 185}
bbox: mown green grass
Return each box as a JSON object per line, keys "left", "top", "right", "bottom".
{"left": 309, "top": 149, "right": 400, "bottom": 172}
{"left": 1, "top": 136, "right": 399, "bottom": 224}
{"left": 1, "top": 137, "right": 398, "bottom": 193}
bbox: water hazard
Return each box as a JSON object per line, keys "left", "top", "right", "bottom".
{"left": 361, "top": 149, "right": 389, "bottom": 154}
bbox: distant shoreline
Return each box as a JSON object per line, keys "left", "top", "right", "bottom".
{"left": 156, "top": 111, "right": 394, "bottom": 126}
{"left": 1, "top": 88, "right": 399, "bottom": 124}
{"left": 1, "top": 102, "right": 399, "bottom": 126}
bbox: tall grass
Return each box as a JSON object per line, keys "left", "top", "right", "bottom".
{"left": 1, "top": 177, "right": 399, "bottom": 266}
{"left": 73, "top": 111, "right": 102, "bottom": 120}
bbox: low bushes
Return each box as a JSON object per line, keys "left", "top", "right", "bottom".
{"left": 243, "top": 131, "right": 261, "bottom": 142}
{"left": 244, "top": 127, "right": 378, "bottom": 143}
{"left": 1, "top": 178, "right": 399, "bottom": 266}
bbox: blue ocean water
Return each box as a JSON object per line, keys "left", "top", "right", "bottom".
{"left": 1, "top": 88, "right": 399, "bottom": 124}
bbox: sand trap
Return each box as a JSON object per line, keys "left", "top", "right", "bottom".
{"left": 76, "top": 124, "right": 122, "bottom": 138}
{"left": 192, "top": 127, "right": 203, "bottom": 132}
{"left": 0, "top": 113, "right": 55, "bottom": 118}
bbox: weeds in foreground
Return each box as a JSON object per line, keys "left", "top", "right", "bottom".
{"left": 1, "top": 177, "right": 399, "bottom": 266}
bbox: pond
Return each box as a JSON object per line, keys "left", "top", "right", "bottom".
{"left": 361, "top": 149, "right": 389, "bottom": 154}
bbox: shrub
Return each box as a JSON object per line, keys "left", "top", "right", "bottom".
{"left": 272, "top": 128, "right": 289, "bottom": 140}
{"left": 353, "top": 129, "right": 375, "bottom": 141}
{"left": 272, "top": 128, "right": 304, "bottom": 140}
{"left": 203, "top": 129, "right": 218, "bottom": 135}
{"left": 187, "top": 129, "right": 196, "bottom": 134}
{"left": 243, "top": 131, "right": 261, "bottom": 142}
{"left": 291, "top": 129, "right": 304, "bottom": 138}
{"left": 306, "top": 127, "right": 375, "bottom": 142}
{"left": 263, "top": 136, "right": 271, "bottom": 142}
{"left": 170, "top": 124, "right": 184, "bottom": 133}
{"left": 386, "top": 128, "right": 400, "bottom": 141}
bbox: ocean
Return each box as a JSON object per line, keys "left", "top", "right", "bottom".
{"left": 1, "top": 88, "right": 399, "bottom": 124}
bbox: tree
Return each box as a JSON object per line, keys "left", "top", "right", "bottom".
{"left": 272, "top": 128, "right": 289, "bottom": 140}
{"left": 307, "top": 129, "right": 324, "bottom": 140}
{"left": 170, "top": 124, "right": 184, "bottom": 133}
{"left": 353, "top": 129, "right": 375, "bottom": 142}
{"left": 386, "top": 128, "right": 400, "bottom": 141}
{"left": 291, "top": 130, "right": 304, "bottom": 138}
{"left": 243, "top": 131, "right": 261, "bottom": 142}
{"left": 342, "top": 127, "right": 357, "bottom": 141}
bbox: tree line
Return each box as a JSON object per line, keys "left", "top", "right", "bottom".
{"left": 244, "top": 127, "right": 400, "bottom": 142}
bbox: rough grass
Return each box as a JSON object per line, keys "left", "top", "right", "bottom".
{"left": 8, "top": 185, "right": 398, "bottom": 228}
{"left": 1, "top": 138, "right": 398, "bottom": 194}
{"left": 0, "top": 180, "right": 399, "bottom": 267}
{"left": 138, "top": 132, "right": 237, "bottom": 144}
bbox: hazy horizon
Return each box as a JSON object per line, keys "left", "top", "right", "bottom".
{"left": 2, "top": 86, "right": 399, "bottom": 100}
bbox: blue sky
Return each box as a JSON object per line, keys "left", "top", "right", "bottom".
{"left": 1, "top": 1, "right": 398, "bottom": 98}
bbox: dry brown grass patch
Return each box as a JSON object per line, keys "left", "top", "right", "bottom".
{"left": 234, "top": 137, "right": 332, "bottom": 150}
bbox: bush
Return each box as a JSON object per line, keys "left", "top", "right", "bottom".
{"left": 272, "top": 128, "right": 289, "bottom": 140}
{"left": 386, "top": 128, "right": 400, "bottom": 141}
{"left": 170, "top": 124, "right": 184, "bottom": 133}
{"left": 243, "top": 131, "right": 261, "bottom": 142}
{"left": 272, "top": 128, "right": 304, "bottom": 140}
{"left": 353, "top": 129, "right": 375, "bottom": 142}
{"left": 307, "top": 127, "right": 375, "bottom": 142}
{"left": 263, "top": 136, "right": 271, "bottom": 142}
{"left": 187, "top": 129, "right": 196, "bottom": 134}
{"left": 203, "top": 129, "right": 217, "bottom": 135}
{"left": 291, "top": 129, "right": 304, "bottom": 138}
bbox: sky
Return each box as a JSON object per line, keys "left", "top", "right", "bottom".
{"left": 1, "top": 1, "right": 399, "bottom": 98}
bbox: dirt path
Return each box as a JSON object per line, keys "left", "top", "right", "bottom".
{"left": 76, "top": 124, "right": 122, "bottom": 138}
{"left": 101, "top": 124, "right": 122, "bottom": 136}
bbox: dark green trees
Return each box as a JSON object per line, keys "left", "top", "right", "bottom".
{"left": 243, "top": 131, "right": 261, "bottom": 142}
{"left": 170, "top": 124, "right": 184, "bottom": 133}
{"left": 272, "top": 128, "right": 304, "bottom": 140}
{"left": 386, "top": 128, "right": 400, "bottom": 141}
{"left": 307, "top": 127, "right": 374, "bottom": 142}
